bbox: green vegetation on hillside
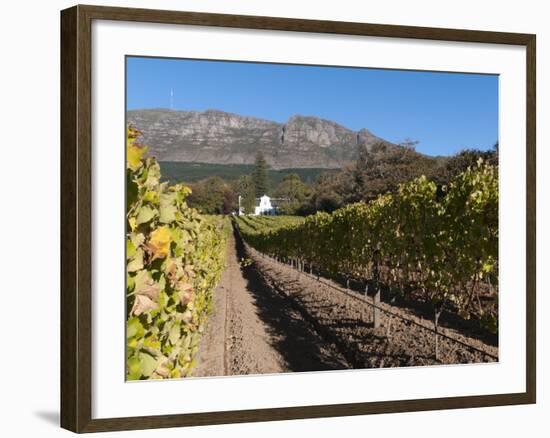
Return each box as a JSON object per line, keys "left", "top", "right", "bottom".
{"left": 159, "top": 141, "right": 497, "bottom": 217}
{"left": 159, "top": 161, "right": 335, "bottom": 185}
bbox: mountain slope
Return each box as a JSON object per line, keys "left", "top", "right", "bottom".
{"left": 127, "top": 109, "right": 392, "bottom": 169}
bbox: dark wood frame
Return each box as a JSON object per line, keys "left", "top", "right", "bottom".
{"left": 60, "top": 4, "right": 536, "bottom": 433}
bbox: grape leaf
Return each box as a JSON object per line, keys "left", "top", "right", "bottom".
{"left": 147, "top": 226, "right": 171, "bottom": 261}
{"left": 127, "top": 140, "right": 147, "bottom": 171}
{"left": 138, "top": 352, "right": 158, "bottom": 377}
{"left": 136, "top": 205, "right": 157, "bottom": 226}
{"left": 127, "top": 248, "right": 144, "bottom": 272}
{"left": 133, "top": 270, "right": 161, "bottom": 301}
{"left": 127, "top": 356, "right": 141, "bottom": 380}
{"left": 131, "top": 294, "right": 157, "bottom": 316}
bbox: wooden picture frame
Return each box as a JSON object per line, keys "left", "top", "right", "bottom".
{"left": 60, "top": 4, "right": 536, "bottom": 433}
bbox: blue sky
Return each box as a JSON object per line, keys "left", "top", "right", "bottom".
{"left": 126, "top": 57, "right": 498, "bottom": 157}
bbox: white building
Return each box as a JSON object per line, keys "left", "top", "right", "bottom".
{"left": 238, "top": 194, "right": 278, "bottom": 216}
{"left": 254, "top": 195, "right": 276, "bottom": 216}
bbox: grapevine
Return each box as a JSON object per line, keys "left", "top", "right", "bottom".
{"left": 126, "top": 126, "right": 229, "bottom": 380}
{"left": 235, "top": 161, "right": 498, "bottom": 331}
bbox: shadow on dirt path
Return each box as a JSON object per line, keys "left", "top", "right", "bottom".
{"left": 195, "top": 226, "right": 350, "bottom": 377}
{"left": 231, "top": 226, "right": 350, "bottom": 374}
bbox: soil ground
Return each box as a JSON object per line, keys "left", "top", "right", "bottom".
{"left": 193, "top": 229, "right": 350, "bottom": 377}
{"left": 194, "top": 226, "right": 497, "bottom": 377}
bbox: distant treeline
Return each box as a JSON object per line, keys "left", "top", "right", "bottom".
{"left": 159, "top": 161, "right": 335, "bottom": 185}
{"left": 162, "top": 142, "right": 498, "bottom": 216}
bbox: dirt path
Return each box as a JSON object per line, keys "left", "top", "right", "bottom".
{"left": 193, "top": 228, "right": 350, "bottom": 377}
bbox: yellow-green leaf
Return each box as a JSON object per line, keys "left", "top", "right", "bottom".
{"left": 147, "top": 226, "right": 171, "bottom": 261}
{"left": 127, "top": 140, "right": 148, "bottom": 171}
{"left": 136, "top": 205, "right": 157, "bottom": 226}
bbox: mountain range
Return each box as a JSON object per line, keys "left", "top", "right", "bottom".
{"left": 127, "top": 109, "right": 395, "bottom": 169}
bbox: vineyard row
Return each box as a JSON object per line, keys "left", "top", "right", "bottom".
{"left": 235, "top": 161, "right": 498, "bottom": 336}
{"left": 241, "top": 233, "right": 497, "bottom": 361}
{"left": 125, "top": 127, "right": 229, "bottom": 380}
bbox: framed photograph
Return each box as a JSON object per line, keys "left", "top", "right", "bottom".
{"left": 60, "top": 4, "right": 536, "bottom": 433}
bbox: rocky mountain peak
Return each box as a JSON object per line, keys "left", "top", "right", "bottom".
{"left": 127, "top": 108, "right": 392, "bottom": 169}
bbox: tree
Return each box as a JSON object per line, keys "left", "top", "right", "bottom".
{"left": 399, "top": 138, "right": 419, "bottom": 151}
{"left": 307, "top": 172, "right": 346, "bottom": 213}
{"left": 433, "top": 146, "right": 498, "bottom": 185}
{"left": 222, "top": 190, "right": 237, "bottom": 215}
{"left": 236, "top": 175, "right": 256, "bottom": 214}
{"left": 349, "top": 142, "right": 437, "bottom": 202}
{"left": 274, "top": 173, "right": 311, "bottom": 215}
{"left": 187, "top": 176, "right": 236, "bottom": 214}
{"left": 251, "top": 150, "right": 269, "bottom": 197}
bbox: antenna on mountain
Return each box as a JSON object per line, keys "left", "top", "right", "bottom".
{"left": 170, "top": 88, "right": 174, "bottom": 110}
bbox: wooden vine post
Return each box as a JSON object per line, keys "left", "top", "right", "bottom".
{"left": 373, "top": 258, "right": 381, "bottom": 329}
{"left": 434, "top": 304, "right": 443, "bottom": 361}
